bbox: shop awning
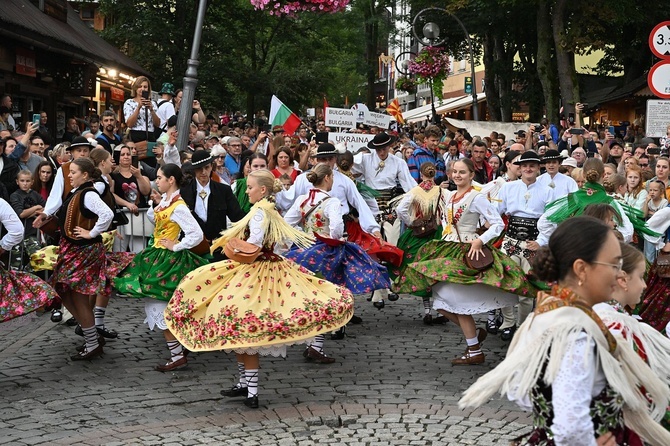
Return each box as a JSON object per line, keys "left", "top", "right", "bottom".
{"left": 0, "top": 0, "right": 150, "bottom": 78}
{"left": 403, "top": 93, "right": 487, "bottom": 124}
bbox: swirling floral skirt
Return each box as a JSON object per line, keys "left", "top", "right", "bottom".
{"left": 52, "top": 239, "right": 131, "bottom": 296}
{"left": 284, "top": 240, "right": 389, "bottom": 294}
{"left": 114, "top": 246, "right": 208, "bottom": 302}
{"left": 164, "top": 253, "right": 355, "bottom": 352}
{"left": 389, "top": 227, "right": 443, "bottom": 297}
{"left": 0, "top": 268, "right": 57, "bottom": 322}
{"left": 394, "top": 240, "right": 539, "bottom": 299}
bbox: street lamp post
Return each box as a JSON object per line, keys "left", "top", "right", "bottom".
{"left": 421, "top": 22, "right": 440, "bottom": 125}
{"left": 412, "top": 8, "right": 479, "bottom": 121}
{"left": 176, "top": 0, "right": 208, "bottom": 151}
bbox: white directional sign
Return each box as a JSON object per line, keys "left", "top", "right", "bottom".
{"left": 650, "top": 21, "right": 670, "bottom": 59}
{"left": 325, "top": 107, "right": 357, "bottom": 129}
{"left": 327, "top": 132, "right": 374, "bottom": 153}
{"left": 648, "top": 61, "right": 670, "bottom": 99}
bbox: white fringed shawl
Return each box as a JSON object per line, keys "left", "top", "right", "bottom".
{"left": 211, "top": 198, "right": 314, "bottom": 254}
{"left": 594, "top": 302, "right": 670, "bottom": 387}
{"left": 459, "top": 290, "right": 670, "bottom": 446}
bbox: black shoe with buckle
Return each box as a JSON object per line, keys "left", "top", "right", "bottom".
{"left": 501, "top": 325, "right": 516, "bottom": 342}
{"left": 486, "top": 319, "right": 498, "bottom": 334}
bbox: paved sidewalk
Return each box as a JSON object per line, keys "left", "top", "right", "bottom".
{"left": 0, "top": 295, "right": 531, "bottom": 445}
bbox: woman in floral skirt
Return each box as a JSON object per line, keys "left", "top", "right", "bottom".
{"left": 114, "top": 163, "right": 208, "bottom": 371}
{"left": 389, "top": 162, "right": 443, "bottom": 325}
{"left": 284, "top": 164, "right": 389, "bottom": 362}
{"left": 0, "top": 199, "right": 57, "bottom": 322}
{"left": 52, "top": 158, "right": 122, "bottom": 360}
{"left": 165, "top": 169, "right": 354, "bottom": 409}
{"left": 396, "top": 159, "right": 537, "bottom": 365}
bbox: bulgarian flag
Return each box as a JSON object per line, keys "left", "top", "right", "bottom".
{"left": 386, "top": 98, "right": 405, "bottom": 125}
{"left": 269, "top": 95, "right": 301, "bottom": 134}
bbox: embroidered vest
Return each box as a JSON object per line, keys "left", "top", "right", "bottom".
{"left": 152, "top": 197, "right": 185, "bottom": 249}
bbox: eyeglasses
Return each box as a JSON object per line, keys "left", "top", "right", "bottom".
{"left": 591, "top": 258, "right": 623, "bottom": 272}
{"left": 229, "top": 144, "right": 242, "bottom": 147}
{"left": 216, "top": 155, "right": 225, "bottom": 159}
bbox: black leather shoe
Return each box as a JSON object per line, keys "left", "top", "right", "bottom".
{"left": 331, "top": 326, "right": 346, "bottom": 340}
{"left": 220, "top": 386, "right": 248, "bottom": 397}
{"left": 486, "top": 319, "right": 498, "bottom": 334}
{"left": 76, "top": 336, "right": 106, "bottom": 352}
{"left": 97, "top": 326, "right": 119, "bottom": 339}
{"left": 501, "top": 325, "right": 516, "bottom": 342}
{"left": 388, "top": 292, "right": 399, "bottom": 301}
{"left": 71, "top": 344, "right": 103, "bottom": 361}
{"left": 243, "top": 396, "right": 259, "bottom": 408}
{"left": 373, "top": 300, "right": 385, "bottom": 309}
{"left": 350, "top": 315, "right": 362, "bottom": 324}
{"left": 423, "top": 314, "right": 433, "bottom": 325}
{"left": 74, "top": 324, "right": 83, "bottom": 337}
{"left": 50, "top": 309, "right": 63, "bottom": 323}
{"left": 433, "top": 315, "right": 448, "bottom": 325}
{"left": 65, "top": 317, "right": 78, "bottom": 327}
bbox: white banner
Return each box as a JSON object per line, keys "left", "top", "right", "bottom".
{"left": 646, "top": 99, "right": 670, "bottom": 137}
{"left": 325, "top": 108, "right": 357, "bottom": 129}
{"left": 363, "top": 111, "right": 391, "bottom": 129}
{"left": 328, "top": 132, "right": 374, "bottom": 153}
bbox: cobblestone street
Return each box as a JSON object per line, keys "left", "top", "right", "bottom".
{"left": 0, "top": 295, "right": 531, "bottom": 445}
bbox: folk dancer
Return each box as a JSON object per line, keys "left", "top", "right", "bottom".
{"left": 496, "top": 151, "right": 555, "bottom": 341}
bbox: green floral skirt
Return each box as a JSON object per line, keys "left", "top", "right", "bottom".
{"left": 394, "top": 240, "right": 539, "bottom": 298}
{"left": 389, "top": 227, "right": 443, "bottom": 297}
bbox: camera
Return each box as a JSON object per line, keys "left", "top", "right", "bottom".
{"left": 534, "top": 124, "right": 542, "bottom": 132}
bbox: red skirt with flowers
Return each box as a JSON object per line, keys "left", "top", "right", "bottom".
{"left": 53, "top": 239, "right": 129, "bottom": 296}
{"left": 1, "top": 268, "right": 57, "bottom": 322}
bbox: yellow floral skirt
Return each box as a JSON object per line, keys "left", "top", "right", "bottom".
{"left": 164, "top": 253, "right": 354, "bottom": 353}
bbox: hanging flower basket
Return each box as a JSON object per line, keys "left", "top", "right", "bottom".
{"left": 250, "top": 0, "right": 350, "bottom": 16}
{"left": 408, "top": 46, "right": 451, "bottom": 99}
{"left": 395, "top": 76, "right": 417, "bottom": 94}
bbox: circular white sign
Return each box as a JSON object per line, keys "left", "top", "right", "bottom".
{"left": 649, "top": 21, "right": 670, "bottom": 59}
{"left": 648, "top": 60, "right": 670, "bottom": 99}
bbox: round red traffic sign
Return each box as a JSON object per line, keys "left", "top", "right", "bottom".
{"left": 648, "top": 60, "right": 670, "bottom": 99}
{"left": 649, "top": 21, "right": 670, "bottom": 59}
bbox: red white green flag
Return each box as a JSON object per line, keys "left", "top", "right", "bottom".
{"left": 269, "top": 95, "right": 301, "bottom": 134}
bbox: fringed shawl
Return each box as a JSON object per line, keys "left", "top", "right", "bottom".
{"left": 459, "top": 286, "right": 670, "bottom": 446}
{"left": 545, "top": 182, "right": 659, "bottom": 237}
{"left": 391, "top": 182, "right": 442, "bottom": 221}
{"left": 210, "top": 198, "right": 314, "bottom": 254}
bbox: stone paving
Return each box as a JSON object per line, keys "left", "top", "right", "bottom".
{"left": 0, "top": 295, "right": 531, "bottom": 445}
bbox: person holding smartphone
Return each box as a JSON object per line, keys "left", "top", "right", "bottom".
{"left": 123, "top": 76, "right": 160, "bottom": 144}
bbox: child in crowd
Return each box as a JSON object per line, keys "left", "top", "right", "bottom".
{"left": 279, "top": 173, "right": 292, "bottom": 190}
{"left": 644, "top": 180, "right": 669, "bottom": 262}
{"left": 9, "top": 170, "right": 45, "bottom": 269}
{"left": 644, "top": 180, "right": 668, "bottom": 219}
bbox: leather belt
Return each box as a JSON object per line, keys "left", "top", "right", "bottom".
{"left": 507, "top": 216, "right": 539, "bottom": 241}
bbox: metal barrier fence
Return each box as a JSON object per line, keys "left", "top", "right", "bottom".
{"left": 114, "top": 207, "right": 155, "bottom": 253}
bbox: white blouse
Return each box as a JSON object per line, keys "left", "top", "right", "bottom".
{"left": 123, "top": 98, "right": 159, "bottom": 132}
{"left": 0, "top": 199, "right": 23, "bottom": 251}
{"left": 284, "top": 190, "right": 345, "bottom": 239}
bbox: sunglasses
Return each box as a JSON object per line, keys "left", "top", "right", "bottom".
{"left": 639, "top": 163, "right": 649, "bottom": 167}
